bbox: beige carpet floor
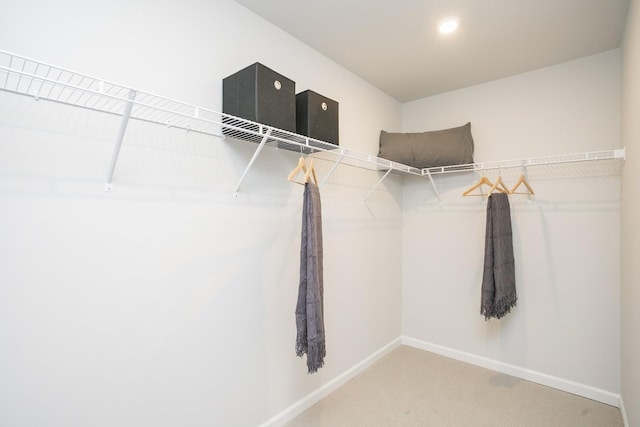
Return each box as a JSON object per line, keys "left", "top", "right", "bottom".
{"left": 285, "top": 346, "right": 623, "bottom": 427}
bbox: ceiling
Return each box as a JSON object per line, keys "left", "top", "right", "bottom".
{"left": 233, "top": 0, "right": 630, "bottom": 102}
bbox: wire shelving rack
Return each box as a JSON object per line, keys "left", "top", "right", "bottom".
{"left": 0, "top": 49, "right": 625, "bottom": 200}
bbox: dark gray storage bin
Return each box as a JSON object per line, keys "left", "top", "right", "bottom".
{"left": 222, "top": 63, "right": 296, "bottom": 138}
{"left": 296, "top": 90, "right": 339, "bottom": 146}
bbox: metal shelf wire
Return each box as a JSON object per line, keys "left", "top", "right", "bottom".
{"left": 0, "top": 49, "right": 625, "bottom": 199}
{"left": 0, "top": 49, "right": 422, "bottom": 196}
{"left": 423, "top": 149, "right": 626, "bottom": 176}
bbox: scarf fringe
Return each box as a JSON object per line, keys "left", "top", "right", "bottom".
{"left": 481, "top": 293, "right": 517, "bottom": 321}
{"left": 295, "top": 334, "right": 307, "bottom": 358}
{"left": 296, "top": 335, "right": 326, "bottom": 374}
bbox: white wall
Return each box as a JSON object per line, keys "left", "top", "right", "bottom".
{"left": 0, "top": 1, "right": 403, "bottom": 426}
{"left": 621, "top": 0, "right": 640, "bottom": 424}
{"left": 401, "top": 51, "right": 622, "bottom": 400}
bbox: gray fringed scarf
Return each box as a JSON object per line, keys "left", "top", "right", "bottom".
{"left": 481, "top": 193, "right": 517, "bottom": 320}
{"left": 295, "top": 181, "right": 325, "bottom": 373}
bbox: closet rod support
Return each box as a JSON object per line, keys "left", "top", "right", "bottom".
{"left": 364, "top": 167, "right": 393, "bottom": 201}
{"left": 233, "top": 127, "right": 272, "bottom": 198}
{"left": 105, "top": 88, "right": 137, "bottom": 192}
{"left": 424, "top": 169, "right": 441, "bottom": 202}
{"left": 319, "top": 149, "right": 346, "bottom": 188}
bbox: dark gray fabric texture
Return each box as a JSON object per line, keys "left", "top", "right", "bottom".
{"left": 480, "top": 193, "right": 517, "bottom": 320}
{"left": 378, "top": 122, "right": 474, "bottom": 168}
{"left": 295, "top": 181, "right": 326, "bottom": 373}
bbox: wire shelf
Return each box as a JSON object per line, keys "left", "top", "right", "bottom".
{"left": 0, "top": 49, "right": 422, "bottom": 185}
{"left": 423, "top": 149, "right": 625, "bottom": 176}
{"left": 0, "top": 48, "right": 625, "bottom": 198}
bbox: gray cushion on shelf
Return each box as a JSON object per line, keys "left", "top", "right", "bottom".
{"left": 378, "top": 122, "right": 474, "bottom": 168}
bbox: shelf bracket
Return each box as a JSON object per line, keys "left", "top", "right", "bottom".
{"left": 319, "top": 149, "right": 345, "bottom": 188}
{"left": 233, "top": 127, "right": 272, "bottom": 198}
{"left": 105, "top": 89, "right": 137, "bottom": 192}
{"left": 424, "top": 169, "right": 441, "bottom": 202}
{"left": 364, "top": 166, "right": 393, "bottom": 202}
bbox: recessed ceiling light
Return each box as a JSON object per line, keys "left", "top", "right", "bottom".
{"left": 438, "top": 17, "right": 459, "bottom": 34}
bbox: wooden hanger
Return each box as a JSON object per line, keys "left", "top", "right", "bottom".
{"left": 488, "top": 175, "right": 511, "bottom": 195}
{"left": 303, "top": 158, "right": 318, "bottom": 185}
{"left": 288, "top": 156, "right": 308, "bottom": 185}
{"left": 288, "top": 156, "right": 318, "bottom": 185}
{"left": 463, "top": 176, "right": 501, "bottom": 196}
{"left": 510, "top": 174, "right": 535, "bottom": 195}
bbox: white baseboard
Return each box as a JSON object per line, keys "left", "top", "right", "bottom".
{"left": 402, "top": 336, "right": 621, "bottom": 407}
{"left": 258, "top": 337, "right": 402, "bottom": 427}
{"left": 259, "top": 336, "right": 624, "bottom": 426}
{"left": 620, "top": 396, "right": 629, "bottom": 427}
